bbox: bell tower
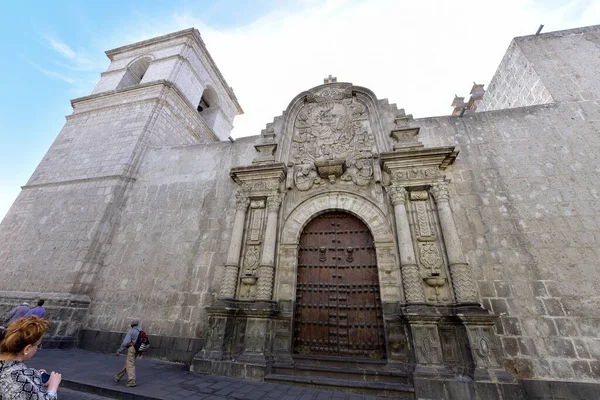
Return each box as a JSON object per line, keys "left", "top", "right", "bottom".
{"left": 92, "top": 28, "right": 242, "bottom": 142}
{"left": 0, "top": 29, "right": 242, "bottom": 347}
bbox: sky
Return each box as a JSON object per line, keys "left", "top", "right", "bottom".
{"left": 0, "top": 0, "right": 598, "bottom": 222}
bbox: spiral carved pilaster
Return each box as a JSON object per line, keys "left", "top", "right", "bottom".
{"left": 256, "top": 265, "right": 274, "bottom": 300}
{"left": 219, "top": 265, "right": 239, "bottom": 299}
{"left": 450, "top": 263, "right": 478, "bottom": 303}
{"left": 401, "top": 264, "right": 426, "bottom": 303}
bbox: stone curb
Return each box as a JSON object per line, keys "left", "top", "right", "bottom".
{"left": 62, "top": 378, "right": 163, "bottom": 400}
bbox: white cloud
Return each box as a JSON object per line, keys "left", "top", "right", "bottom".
{"left": 1, "top": 0, "right": 598, "bottom": 222}
{"left": 99, "top": 0, "right": 599, "bottom": 138}
{"left": 45, "top": 36, "right": 77, "bottom": 59}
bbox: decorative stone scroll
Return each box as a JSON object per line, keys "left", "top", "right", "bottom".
{"left": 290, "top": 84, "right": 376, "bottom": 190}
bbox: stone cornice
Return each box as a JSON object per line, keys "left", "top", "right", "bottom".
{"left": 381, "top": 146, "right": 458, "bottom": 186}
{"left": 230, "top": 163, "right": 287, "bottom": 192}
{"left": 381, "top": 146, "right": 458, "bottom": 170}
{"left": 69, "top": 80, "right": 219, "bottom": 143}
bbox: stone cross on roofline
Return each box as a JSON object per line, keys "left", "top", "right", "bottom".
{"left": 323, "top": 74, "right": 337, "bottom": 84}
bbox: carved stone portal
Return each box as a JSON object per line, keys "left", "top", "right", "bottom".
{"left": 291, "top": 89, "right": 375, "bottom": 190}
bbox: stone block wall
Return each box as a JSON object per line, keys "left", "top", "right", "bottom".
{"left": 516, "top": 26, "right": 600, "bottom": 104}
{"left": 478, "top": 40, "right": 553, "bottom": 112}
{"left": 415, "top": 98, "right": 600, "bottom": 383}
{"left": 81, "top": 135, "right": 259, "bottom": 339}
{"left": 0, "top": 179, "right": 124, "bottom": 293}
{"left": 0, "top": 291, "right": 90, "bottom": 348}
{"left": 479, "top": 25, "right": 600, "bottom": 112}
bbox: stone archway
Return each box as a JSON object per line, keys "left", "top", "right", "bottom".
{"left": 294, "top": 211, "right": 386, "bottom": 358}
{"left": 275, "top": 191, "right": 402, "bottom": 307}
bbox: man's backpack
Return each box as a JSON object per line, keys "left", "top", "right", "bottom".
{"left": 133, "top": 330, "right": 150, "bottom": 352}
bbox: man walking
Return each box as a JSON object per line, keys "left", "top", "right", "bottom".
{"left": 114, "top": 319, "right": 142, "bottom": 387}
{"left": 4, "top": 302, "right": 30, "bottom": 325}
{"left": 24, "top": 300, "right": 46, "bottom": 318}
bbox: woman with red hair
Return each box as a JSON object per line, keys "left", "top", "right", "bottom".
{"left": 0, "top": 316, "right": 62, "bottom": 399}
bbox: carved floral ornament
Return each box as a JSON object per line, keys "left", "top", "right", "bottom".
{"left": 235, "top": 193, "right": 251, "bottom": 210}
{"left": 390, "top": 167, "right": 441, "bottom": 182}
{"left": 266, "top": 193, "right": 284, "bottom": 211}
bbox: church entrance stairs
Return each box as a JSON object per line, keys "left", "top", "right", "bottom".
{"left": 265, "top": 355, "right": 415, "bottom": 398}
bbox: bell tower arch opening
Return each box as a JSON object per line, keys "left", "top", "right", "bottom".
{"left": 116, "top": 56, "right": 152, "bottom": 89}
{"left": 294, "top": 211, "right": 386, "bottom": 359}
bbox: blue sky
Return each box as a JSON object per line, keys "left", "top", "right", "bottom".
{"left": 0, "top": 0, "right": 598, "bottom": 221}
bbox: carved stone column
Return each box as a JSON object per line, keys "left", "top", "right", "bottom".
{"left": 256, "top": 194, "right": 282, "bottom": 300}
{"left": 388, "top": 185, "right": 425, "bottom": 303}
{"left": 219, "top": 193, "right": 250, "bottom": 299}
{"left": 430, "top": 182, "right": 478, "bottom": 304}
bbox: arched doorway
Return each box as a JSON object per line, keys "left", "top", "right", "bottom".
{"left": 293, "top": 211, "right": 386, "bottom": 358}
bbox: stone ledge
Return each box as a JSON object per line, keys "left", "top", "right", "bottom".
{"left": 0, "top": 291, "right": 91, "bottom": 304}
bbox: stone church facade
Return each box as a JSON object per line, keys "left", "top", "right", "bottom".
{"left": 1, "top": 26, "right": 599, "bottom": 399}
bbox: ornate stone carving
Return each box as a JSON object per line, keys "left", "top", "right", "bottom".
{"left": 387, "top": 185, "right": 407, "bottom": 206}
{"left": 413, "top": 326, "right": 441, "bottom": 365}
{"left": 291, "top": 94, "right": 375, "bottom": 189}
{"left": 256, "top": 265, "right": 274, "bottom": 300}
{"left": 419, "top": 242, "right": 443, "bottom": 276}
{"left": 410, "top": 190, "right": 429, "bottom": 201}
{"left": 414, "top": 201, "right": 433, "bottom": 238}
{"left": 293, "top": 164, "right": 323, "bottom": 191}
{"left": 248, "top": 207, "right": 265, "bottom": 243}
{"left": 219, "top": 265, "right": 239, "bottom": 299}
{"left": 242, "top": 245, "right": 260, "bottom": 276}
{"left": 391, "top": 167, "right": 441, "bottom": 182}
{"left": 235, "top": 193, "right": 250, "bottom": 210}
{"left": 424, "top": 277, "right": 449, "bottom": 303}
{"left": 430, "top": 182, "right": 450, "bottom": 202}
{"left": 468, "top": 327, "right": 502, "bottom": 368}
{"left": 306, "top": 86, "right": 353, "bottom": 102}
{"left": 251, "top": 180, "right": 279, "bottom": 192}
{"left": 450, "top": 263, "right": 478, "bottom": 303}
{"left": 401, "top": 264, "right": 425, "bottom": 302}
{"left": 266, "top": 194, "right": 283, "bottom": 212}
{"left": 239, "top": 276, "right": 257, "bottom": 300}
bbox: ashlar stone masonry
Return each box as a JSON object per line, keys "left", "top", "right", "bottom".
{"left": 1, "top": 25, "right": 600, "bottom": 400}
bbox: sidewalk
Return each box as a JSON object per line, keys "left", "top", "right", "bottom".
{"left": 29, "top": 349, "right": 387, "bottom": 400}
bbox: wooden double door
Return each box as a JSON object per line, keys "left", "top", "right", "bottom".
{"left": 293, "top": 211, "right": 386, "bottom": 358}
